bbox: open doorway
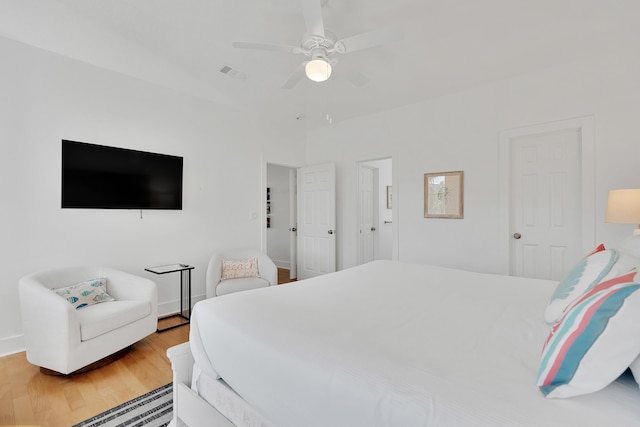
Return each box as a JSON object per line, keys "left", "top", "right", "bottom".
{"left": 266, "top": 163, "right": 297, "bottom": 280}
{"left": 357, "top": 158, "right": 393, "bottom": 265}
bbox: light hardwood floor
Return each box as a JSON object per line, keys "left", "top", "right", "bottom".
{"left": 1, "top": 271, "right": 295, "bottom": 427}
{"left": 277, "top": 267, "right": 296, "bottom": 284}
{"left": 0, "top": 325, "right": 189, "bottom": 427}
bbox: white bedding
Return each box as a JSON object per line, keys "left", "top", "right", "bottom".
{"left": 193, "top": 369, "right": 275, "bottom": 427}
{"left": 190, "top": 260, "right": 640, "bottom": 427}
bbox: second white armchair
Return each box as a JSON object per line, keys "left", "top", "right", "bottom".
{"left": 206, "top": 249, "right": 278, "bottom": 298}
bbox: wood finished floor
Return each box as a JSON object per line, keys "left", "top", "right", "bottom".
{"left": 277, "top": 267, "right": 296, "bottom": 284}
{"left": 1, "top": 269, "right": 295, "bottom": 427}
{"left": 0, "top": 325, "right": 189, "bottom": 427}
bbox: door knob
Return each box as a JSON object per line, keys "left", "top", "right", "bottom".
{"left": 513, "top": 233, "right": 522, "bottom": 240}
{"left": 289, "top": 227, "right": 297, "bottom": 232}
{"left": 371, "top": 227, "right": 376, "bottom": 231}
{"left": 328, "top": 229, "right": 334, "bottom": 235}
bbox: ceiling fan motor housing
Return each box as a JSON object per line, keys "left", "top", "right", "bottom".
{"left": 301, "top": 30, "right": 337, "bottom": 57}
{"left": 310, "top": 47, "right": 328, "bottom": 61}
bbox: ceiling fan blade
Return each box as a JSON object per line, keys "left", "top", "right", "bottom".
{"left": 335, "top": 26, "right": 404, "bottom": 53}
{"left": 301, "top": 0, "right": 325, "bottom": 37}
{"left": 344, "top": 70, "right": 369, "bottom": 87}
{"left": 281, "top": 63, "right": 307, "bottom": 89}
{"left": 233, "top": 41, "right": 299, "bottom": 54}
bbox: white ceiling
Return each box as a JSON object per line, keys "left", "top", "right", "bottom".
{"left": 10, "top": 0, "right": 640, "bottom": 129}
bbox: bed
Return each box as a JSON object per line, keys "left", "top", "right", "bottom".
{"left": 167, "top": 260, "right": 640, "bottom": 427}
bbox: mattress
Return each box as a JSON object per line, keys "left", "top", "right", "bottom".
{"left": 190, "top": 260, "right": 640, "bottom": 427}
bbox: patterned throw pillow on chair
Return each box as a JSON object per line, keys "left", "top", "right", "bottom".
{"left": 222, "top": 257, "right": 259, "bottom": 280}
{"left": 53, "top": 277, "right": 115, "bottom": 309}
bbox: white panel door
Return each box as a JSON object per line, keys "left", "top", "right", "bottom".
{"left": 288, "top": 168, "right": 297, "bottom": 279}
{"left": 297, "top": 163, "right": 336, "bottom": 279}
{"left": 358, "top": 165, "right": 375, "bottom": 264}
{"left": 510, "top": 129, "right": 582, "bottom": 280}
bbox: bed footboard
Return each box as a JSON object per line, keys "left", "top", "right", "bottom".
{"left": 166, "top": 342, "right": 235, "bottom": 427}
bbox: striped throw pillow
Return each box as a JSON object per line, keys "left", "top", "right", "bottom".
{"left": 586, "top": 243, "right": 606, "bottom": 257}
{"left": 544, "top": 248, "right": 636, "bottom": 324}
{"left": 538, "top": 271, "right": 640, "bottom": 398}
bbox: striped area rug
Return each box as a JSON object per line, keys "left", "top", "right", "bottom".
{"left": 73, "top": 383, "right": 173, "bottom": 427}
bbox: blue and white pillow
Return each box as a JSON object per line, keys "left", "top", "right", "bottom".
{"left": 538, "top": 271, "right": 640, "bottom": 398}
{"left": 544, "top": 249, "right": 637, "bottom": 324}
{"left": 52, "top": 277, "right": 115, "bottom": 309}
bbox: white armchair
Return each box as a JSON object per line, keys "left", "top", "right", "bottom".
{"left": 19, "top": 266, "right": 157, "bottom": 375}
{"left": 206, "top": 249, "right": 278, "bottom": 298}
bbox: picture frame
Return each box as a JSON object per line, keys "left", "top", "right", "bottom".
{"left": 424, "top": 170, "right": 464, "bottom": 219}
{"left": 266, "top": 187, "right": 271, "bottom": 228}
{"left": 386, "top": 185, "right": 392, "bottom": 209}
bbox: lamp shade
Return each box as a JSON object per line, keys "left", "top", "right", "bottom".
{"left": 606, "top": 189, "right": 640, "bottom": 224}
{"left": 305, "top": 59, "right": 332, "bottom": 82}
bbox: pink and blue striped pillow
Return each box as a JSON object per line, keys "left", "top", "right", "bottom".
{"left": 538, "top": 271, "right": 640, "bottom": 398}
{"left": 544, "top": 247, "right": 638, "bottom": 324}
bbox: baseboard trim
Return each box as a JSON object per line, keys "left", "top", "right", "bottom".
{"left": 0, "top": 334, "right": 25, "bottom": 357}
{"left": 273, "top": 260, "right": 290, "bottom": 269}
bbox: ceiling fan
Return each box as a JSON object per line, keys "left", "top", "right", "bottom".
{"left": 232, "top": 0, "right": 403, "bottom": 89}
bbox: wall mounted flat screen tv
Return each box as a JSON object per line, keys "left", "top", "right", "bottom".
{"left": 62, "top": 140, "right": 183, "bottom": 210}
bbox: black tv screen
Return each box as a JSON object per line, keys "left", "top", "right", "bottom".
{"left": 62, "top": 140, "right": 183, "bottom": 210}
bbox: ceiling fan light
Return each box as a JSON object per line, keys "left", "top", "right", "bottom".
{"left": 305, "top": 59, "right": 332, "bottom": 82}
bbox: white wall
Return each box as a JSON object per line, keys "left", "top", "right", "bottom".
{"left": 266, "top": 164, "right": 292, "bottom": 268}
{"left": 0, "top": 37, "right": 304, "bottom": 355}
{"left": 306, "top": 45, "right": 640, "bottom": 273}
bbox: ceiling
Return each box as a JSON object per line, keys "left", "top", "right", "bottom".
{"left": 22, "top": 1, "right": 640, "bottom": 129}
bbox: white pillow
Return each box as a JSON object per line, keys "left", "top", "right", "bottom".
{"left": 222, "top": 257, "right": 259, "bottom": 280}
{"left": 538, "top": 271, "right": 640, "bottom": 398}
{"left": 619, "top": 235, "right": 640, "bottom": 259}
{"left": 619, "top": 236, "right": 640, "bottom": 275}
{"left": 618, "top": 239, "right": 640, "bottom": 387}
{"left": 52, "top": 277, "right": 115, "bottom": 310}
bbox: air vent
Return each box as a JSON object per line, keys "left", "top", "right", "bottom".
{"left": 219, "top": 65, "right": 248, "bottom": 80}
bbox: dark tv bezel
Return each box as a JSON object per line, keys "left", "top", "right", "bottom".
{"left": 61, "top": 140, "right": 183, "bottom": 210}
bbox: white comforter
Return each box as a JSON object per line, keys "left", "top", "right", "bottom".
{"left": 190, "top": 260, "right": 640, "bottom": 427}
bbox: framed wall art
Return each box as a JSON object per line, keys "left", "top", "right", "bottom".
{"left": 424, "top": 170, "right": 464, "bottom": 219}
{"left": 266, "top": 187, "right": 271, "bottom": 228}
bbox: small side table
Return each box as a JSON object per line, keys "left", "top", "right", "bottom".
{"left": 145, "top": 263, "right": 194, "bottom": 333}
